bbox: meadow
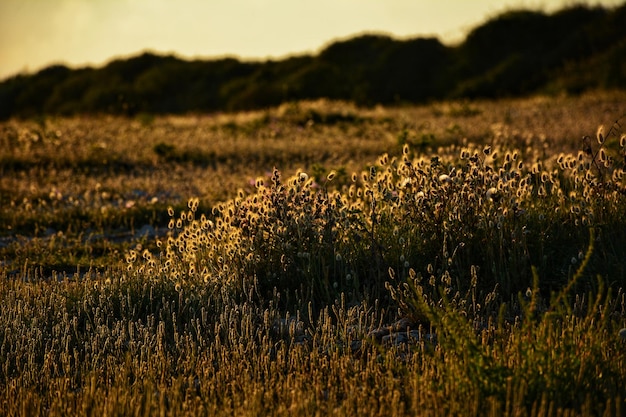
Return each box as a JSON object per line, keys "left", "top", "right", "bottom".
{"left": 1, "top": 91, "right": 626, "bottom": 416}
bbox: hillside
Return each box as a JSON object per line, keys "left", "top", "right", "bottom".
{"left": 1, "top": 3, "right": 625, "bottom": 119}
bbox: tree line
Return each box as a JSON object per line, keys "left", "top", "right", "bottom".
{"left": 1, "top": 4, "right": 625, "bottom": 119}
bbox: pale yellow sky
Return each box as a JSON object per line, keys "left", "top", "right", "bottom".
{"left": 0, "top": 0, "right": 623, "bottom": 80}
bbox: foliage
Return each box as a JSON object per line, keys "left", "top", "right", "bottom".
{"left": 126, "top": 115, "right": 626, "bottom": 309}
{"left": 1, "top": 96, "right": 626, "bottom": 415}
{"left": 2, "top": 4, "right": 626, "bottom": 118}
{"left": 1, "top": 235, "right": 624, "bottom": 416}
{"left": 386, "top": 257, "right": 625, "bottom": 415}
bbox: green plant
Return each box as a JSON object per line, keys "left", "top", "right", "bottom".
{"left": 386, "top": 229, "right": 626, "bottom": 415}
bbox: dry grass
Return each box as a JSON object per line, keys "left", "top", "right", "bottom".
{"left": 1, "top": 91, "right": 626, "bottom": 416}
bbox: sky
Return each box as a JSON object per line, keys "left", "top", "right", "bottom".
{"left": 0, "top": 0, "right": 624, "bottom": 81}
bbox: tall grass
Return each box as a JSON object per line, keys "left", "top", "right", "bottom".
{"left": 127, "top": 117, "right": 626, "bottom": 308}
{"left": 1, "top": 95, "right": 625, "bottom": 416}
{"left": 1, "top": 258, "right": 624, "bottom": 416}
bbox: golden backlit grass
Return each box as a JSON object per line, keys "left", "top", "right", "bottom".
{"left": 1, "top": 91, "right": 626, "bottom": 416}
{"left": 1, "top": 264, "right": 624, "bottom": 416}
{"left": 2, "top": 91, "right": 625, "bottom": 271}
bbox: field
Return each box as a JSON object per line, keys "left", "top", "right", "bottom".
{"left": 1, "top": 91, "right": 626, "bottom": 416}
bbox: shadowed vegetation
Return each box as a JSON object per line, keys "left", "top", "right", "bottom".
{"left": 1, "top": 93, "right": 626, "bottom": 415}
{"left": 1, "top": 4, "right": 626, "bottom": 119}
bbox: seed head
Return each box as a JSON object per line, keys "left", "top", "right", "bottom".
{"left": 486, "top": 187, "right": 498, "bottom": 201}
{"left": 596, "top": 125, "right": 605, "bottom": 144}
